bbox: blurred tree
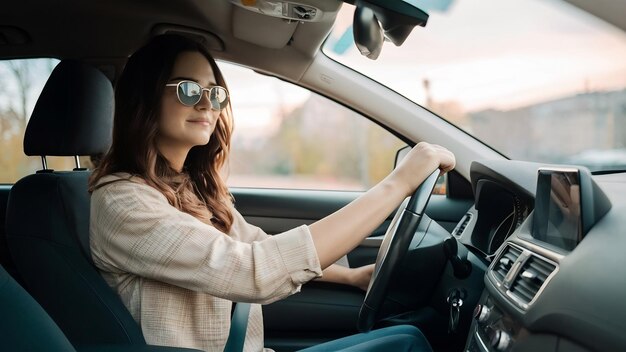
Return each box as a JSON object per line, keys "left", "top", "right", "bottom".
{"left": 6, "top": 60, "right": 32, "bottom": 127}
{"left": 0, "top": 59, "right": 59, "bottom": 182}
{"left": 228, "top": 85, "right": 405, "bottom": 190}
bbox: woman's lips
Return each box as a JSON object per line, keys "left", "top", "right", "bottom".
{"left": 187, "top": 119, "right": 212, "bottom": 126}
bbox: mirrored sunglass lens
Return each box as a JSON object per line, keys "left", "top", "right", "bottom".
{"left": 178, "top": 82, "right": 202, "bottom": 106}
{"left": 209, "top": 87, "right": 229, "bottom": 109}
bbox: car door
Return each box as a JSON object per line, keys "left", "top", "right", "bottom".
{"left": 232, "top": 178, "right": 472, "bottom": 351}
{"left": 221, "top": 62, "right": 474, "bottom": 350}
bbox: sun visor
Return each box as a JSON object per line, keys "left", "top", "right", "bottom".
{"left": 232, "top": 6, "right": 298, "bottom": 49}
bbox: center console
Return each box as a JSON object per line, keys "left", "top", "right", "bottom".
{"left": 464, "top": 167, "right": 611, "bottom": 352}
{"left": 467, "top": 295, "right": 524, "bottom": 352}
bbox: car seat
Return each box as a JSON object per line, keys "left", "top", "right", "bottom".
{"left": 5, "top": 60, "right": 146, "bottom": 347}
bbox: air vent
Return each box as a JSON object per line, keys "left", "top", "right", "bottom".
{"left": 452, "top": 213, "right": 472, "bottom": 237}
{"left": 492, "top": 245, "right": 522, "bottom": 283}
{"left": 509, "top": 255, "right": 556, "bottom": 305}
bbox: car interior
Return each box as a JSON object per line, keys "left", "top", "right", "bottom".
{"left": 1, "top": 0, "right": 626, "bottom": 351}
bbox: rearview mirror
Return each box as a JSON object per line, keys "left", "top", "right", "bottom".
{"left": 349, "top": 0, "right": 429, "bottom": 60}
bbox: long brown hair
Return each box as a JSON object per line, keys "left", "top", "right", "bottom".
{"left": 90, "top": 34, "right": 234, "bottom": 232}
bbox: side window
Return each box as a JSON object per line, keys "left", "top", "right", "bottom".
{"left": 0, "top": 58, "right": 71, "bottom": 183}
{"left": 219, "top": 62, "right": 406, "bottom": 191}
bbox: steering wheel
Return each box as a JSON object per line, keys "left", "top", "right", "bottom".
{"left": 358, "top": 169, "right": 441, "bottom": 332}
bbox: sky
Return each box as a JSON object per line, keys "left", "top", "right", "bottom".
{"left": 326, "top": 0, "right": 626, "bottom": 112}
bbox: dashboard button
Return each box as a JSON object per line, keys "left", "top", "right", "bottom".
{"left": 473, "top": 304, "right": 492, "bottom": 323}
{"left": 489, "top": 330, "right": 511, "bottom": 351}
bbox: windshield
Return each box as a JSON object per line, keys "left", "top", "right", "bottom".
{"left": 324, "top": 0, "right": 626, "bottom": 172}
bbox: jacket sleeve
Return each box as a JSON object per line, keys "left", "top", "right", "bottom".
{"left": 227, "top": 205, "right": 273, "bottom": 243}
{"left": 90, "top": 180, "right": 322, "bottom": 304}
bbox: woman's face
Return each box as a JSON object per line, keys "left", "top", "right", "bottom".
{"left": 157, "top": 51, "right": 221, "bottom": 155}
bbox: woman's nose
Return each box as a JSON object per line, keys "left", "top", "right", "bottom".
{"left": 195, "top": 89, "right": 219, "bottom": 111}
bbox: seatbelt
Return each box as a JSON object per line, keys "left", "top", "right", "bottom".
{"left": 224, "top": 302, "right": 251, "bottom": 352}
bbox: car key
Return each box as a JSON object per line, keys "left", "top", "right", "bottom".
{"left": 447, "top": 290, "right": 464, "bottom": 334}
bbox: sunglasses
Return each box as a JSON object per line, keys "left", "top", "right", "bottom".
{"left": 165, "top": 80, "right": 229, "bottom": 110}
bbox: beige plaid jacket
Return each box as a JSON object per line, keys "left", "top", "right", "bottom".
{"left": 90, "top": 173, "right": 322, "bottom": 352}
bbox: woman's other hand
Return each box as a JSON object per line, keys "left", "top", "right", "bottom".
{"left": 315, "top": 263, "right": 374, "bottom": 291}
{"left": 349, "top": 264, "right": 375, "bottom": 291}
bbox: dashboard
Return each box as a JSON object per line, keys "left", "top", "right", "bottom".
{"left": 452, "top": 176, "right": 533, "bottom": 257}
{"left": 455, "top": 160, "right": 626, "bottom": 351}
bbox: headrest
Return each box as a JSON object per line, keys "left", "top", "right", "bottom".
{"left": 24, "top": 60, "right": 113, "bottom": 156}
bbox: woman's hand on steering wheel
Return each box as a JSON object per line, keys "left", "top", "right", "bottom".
{"left": 392, "top": 142, "right": 456, "bottom": 197}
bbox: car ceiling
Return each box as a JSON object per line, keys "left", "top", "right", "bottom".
{"left": 0, "top": 0, "right": 342, "bottom": 81}
{"left": 4, "top": 0, "right": 624, "bottom": 81}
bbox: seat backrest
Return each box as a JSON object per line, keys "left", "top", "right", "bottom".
{"left": 0, "top": 264, "right": 77, "bottom": 351}
{"left": 5, "top": 60, "right": 146, "bottom": 347}
{"left": 0, "top": 185, "right": 19, "bottom": 281}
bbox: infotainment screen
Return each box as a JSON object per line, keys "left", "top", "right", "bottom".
{"left": 532, "top": 169, "right": 582, "bottom": 251}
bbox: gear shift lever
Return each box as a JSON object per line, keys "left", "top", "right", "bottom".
{"left": 443, "top": 237, "right": 472, "bottom": 279}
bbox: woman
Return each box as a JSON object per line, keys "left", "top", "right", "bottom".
{"left": 89, "top": 34, "right": 454, "bottom": 352}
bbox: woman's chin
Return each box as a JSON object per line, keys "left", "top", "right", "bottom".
{"left": 191, "top": 136, "right": 212, "bottom": 147}
{"left": 187, "top": 131, "right": 213, "bottom": 147}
